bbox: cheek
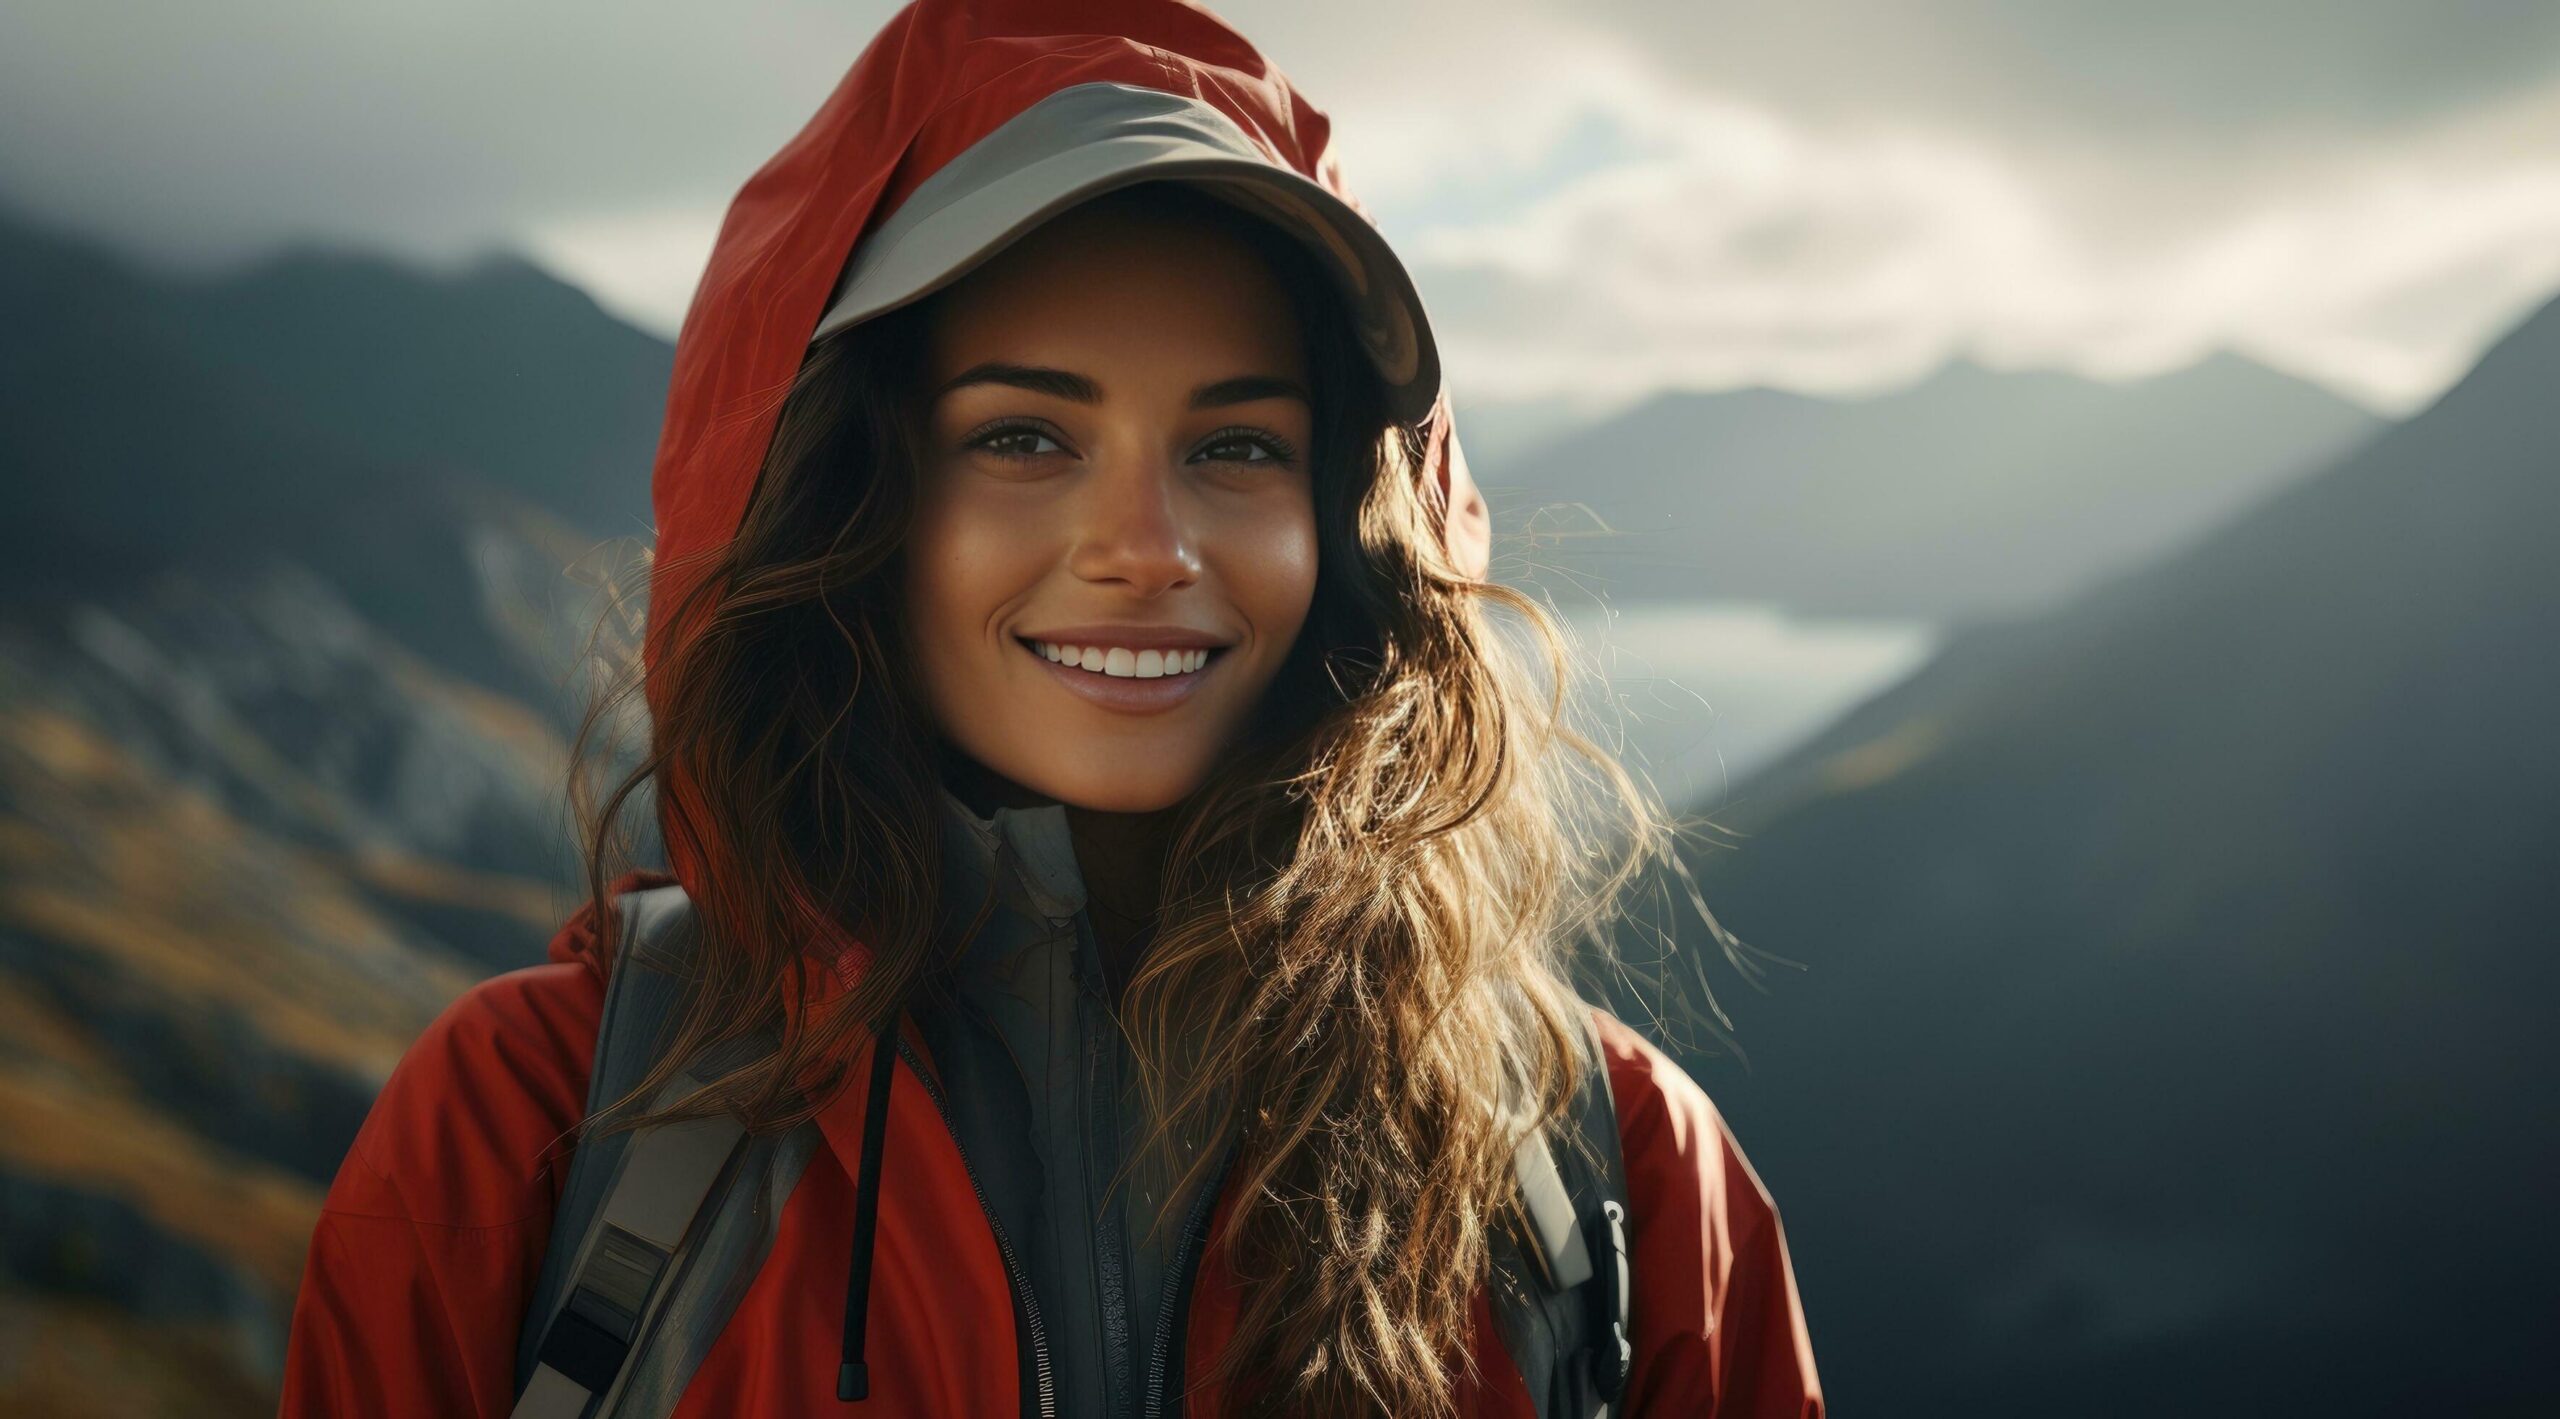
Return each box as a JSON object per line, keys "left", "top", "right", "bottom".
{"left": 902, "top": 488, "right": 1036, "bottom": 678}
{"left": 1227, "top": 489, "right": 1321, "bottom": 644}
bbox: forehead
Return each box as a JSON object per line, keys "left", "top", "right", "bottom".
{"left": 922, "top": 199, "right": 1311, "bottom": 387}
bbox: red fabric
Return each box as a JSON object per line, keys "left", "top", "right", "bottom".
{"left": 285, "top": 896, "right": 1822, "bottom": 1415}
{"left": 282, "top": 0, "right": 1819, "bottom": 1412}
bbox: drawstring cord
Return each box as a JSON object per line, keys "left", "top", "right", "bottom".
{"left": 838, "top": 1011, "right": 901, "bottom": 1402}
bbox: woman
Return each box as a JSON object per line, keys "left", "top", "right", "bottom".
{"left": 280, "top": 2, "right": 1822, "bottom": 1416}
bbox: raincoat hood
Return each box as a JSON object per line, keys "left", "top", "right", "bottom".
{"left": 641, "top": 0, "right": 1490, "bottom": 911}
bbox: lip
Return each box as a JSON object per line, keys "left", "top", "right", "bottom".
{"left": 1017, "top": 635, "right": 1224, "bottom": 716}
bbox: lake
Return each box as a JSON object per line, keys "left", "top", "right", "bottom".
{"left": 1518, "top": 599, "right": 1942, "bottom": 810}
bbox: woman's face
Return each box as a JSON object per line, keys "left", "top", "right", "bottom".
{"left": 906, "top": 197, "right": 1320, "bottom": 814}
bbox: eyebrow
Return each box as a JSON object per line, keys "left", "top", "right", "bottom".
{"left": 931, "top": 362, "right": 1311, "bottom": 411}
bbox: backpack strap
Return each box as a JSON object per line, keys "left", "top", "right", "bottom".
{"left": 511, "top": 885, "right": 824, "bottom": 1419}
{"left": 1491, "top": 1006, "right": 1635, "bottom": 1419}
{"left": 512, "top": 896, "right": 1632, "bottom": 1416}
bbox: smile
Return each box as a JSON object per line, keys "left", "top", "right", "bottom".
{"left": 1015, "top": 635, "right": 1228, "bottom": 715}
{"left": 1029, "top": 639, "right": 1214, "bottom": 678}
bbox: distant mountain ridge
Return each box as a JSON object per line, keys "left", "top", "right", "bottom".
{"left": 0, "top": 205, "right": 664, "bottom": 705}
{"left": 1670, "top": 291, "right": 2560, "bottom": 1413}
{"left": 1476, "top": 349, "right": 2383, "bottom": 619}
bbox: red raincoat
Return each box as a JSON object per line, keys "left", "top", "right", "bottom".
{"left": 280, "top": 2, "right": 1824, "bottom": 1413}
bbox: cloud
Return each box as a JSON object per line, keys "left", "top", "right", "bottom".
{"left": 1578, "top": 0, "right": 2560, "bottom": 151}
{"left": 0, "top": 0, "right": 888, "bottom": 271}
{"left": 4, "top": 0, "right": 2556, "bottom": 413}
{"left": 1386, "top": 38, "right": 2560, "bottom": 412}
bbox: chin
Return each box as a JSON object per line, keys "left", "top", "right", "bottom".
{"left": 1008, "top": 760, "right": 1207, "bottom": 815}
{"left": 1045, "top": 778, "right": 1199, "bottom": 814}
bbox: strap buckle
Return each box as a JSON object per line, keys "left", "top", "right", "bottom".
{"left": 1591, "top": 1199, "right": 1632, "bottom": 1402}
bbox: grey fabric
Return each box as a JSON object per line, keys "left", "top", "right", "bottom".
{"left": 1515, "top": 1117, "right": 1596, "bottom": 1290}
{"left": 607, "top": 1124, "right": 822, "bottom": 1416}
{"left": 808, "top": 79, "right": 1441, "bottom": 427}
{"left": 511, "top": 887, "right": 822, "bottom": 1419}
{"left": 916, "top": 788, "right": 1218, "bottom": 1419}
{"left": 1487, "top": 1010, "right": 1632, "bottom": 1419}
{"left": 514, "top": 885, "right": 705, "bottom": 1402}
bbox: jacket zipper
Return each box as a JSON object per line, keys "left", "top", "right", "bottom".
{"left": 1078, "top": 913, "right": 1173, "bottom": 1419}
{"left": 1141, "top": 1140, "right": 1240, "bottom": 1419}
{"left": 894, "top": 1035, "right": 1059, "bottom": 1419}
{"left": 1086, "top": 1001, "right": 1144, "bottom": 1419}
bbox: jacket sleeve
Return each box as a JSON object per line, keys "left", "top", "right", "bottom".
{"left": 279, "top": 962, "right": 603, "bottom": 1418}
{"left": 1595, "top": 1009, "right": 1825, "bottom": 1418}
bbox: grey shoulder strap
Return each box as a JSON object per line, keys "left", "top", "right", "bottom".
{"left": 1491, "top": 1006, "right": 1634, "bottom": 1419}
{"left": 510, "top": 885, "right": 823, "bottom": 1419}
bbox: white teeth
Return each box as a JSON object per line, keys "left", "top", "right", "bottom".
{"left": 1031, "top": 640, "right": 1217, "bottom": 678}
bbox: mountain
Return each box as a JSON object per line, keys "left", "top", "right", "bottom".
{"left": 0, "top": 205, "right": 662, "bottom": 1416}
{"left": 169, "top": 246, "right": 671, "bottom": 539}
{"left": 1669, "top": 293, "right": 2560, "bottom": 1412}
{"left": 4, "top": 191, "right": 2542, "bottom": 1415}
{"left": 1443, "top": 387, "right": 1616, "bottom": 473}
{"left": 1478, "top": 352, "right": 2383, "bottom": 619}
{"left": 0, "top": 207, "right": 662, "bottom": 711}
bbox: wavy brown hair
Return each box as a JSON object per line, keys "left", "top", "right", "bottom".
{"left": 564, "top": 181, "right": 1731, "bottom": 1417}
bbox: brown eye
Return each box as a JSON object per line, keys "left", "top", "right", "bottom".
{"left": 1193, "top": 426, "right": 1299, "bottom": 467}
{"left": 967, "top": 420, "right": 1067, "bottom": 461}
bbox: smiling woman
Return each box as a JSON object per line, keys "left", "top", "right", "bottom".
{"left": 901, "top": 186, "right": 1335, "bottom": 1009}
{"left": 907, "top": 187, "right": 1322, "bottom": 814}
{"left": 276, "top": 4, "right": 1822, "bottom": 1417}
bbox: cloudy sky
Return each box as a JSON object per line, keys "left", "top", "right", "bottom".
{"left": 7, "top": 0, "right": 2558, "bottom": 415}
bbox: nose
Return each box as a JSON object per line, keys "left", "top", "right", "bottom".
{"left": 1066, "top": 453, "right": 1201, "bottom": 598}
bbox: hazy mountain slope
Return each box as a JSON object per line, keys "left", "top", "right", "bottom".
{"left": 0, "top": 207, "right": 656, "bottom": 710}
{"left": 0, "top": 588, "right": 493, "bottom": 1408}
{"left": 0, "top": 553, "right": 640, "bottom": 1419}
{"left": 172, "top": 247, "right": 670, "bottom": 539}
{"left": 0, "top": 205, "right": 661, "bottom": 1416}
{"left": 1674, "top": 294, "right": 2560, "bottom": 1414}
{"left": 1481, "top": 352, "right": 2383, "bottom": 619}
{"left": 0, "top": 213, "right": 374, "bottom": 596}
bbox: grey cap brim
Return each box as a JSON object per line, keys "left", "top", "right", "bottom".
{"left": 809, "top": 81, "right": 1442, "bottom": 428}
